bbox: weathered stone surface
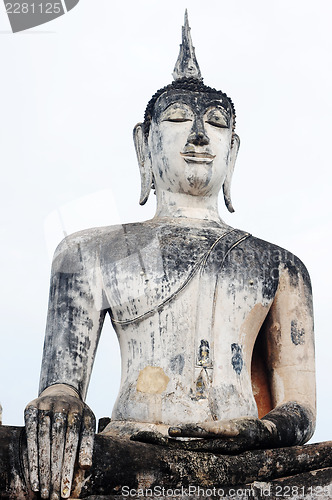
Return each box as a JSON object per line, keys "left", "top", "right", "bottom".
{"left": 0, "top": 426, "right": 33, "bottom": 500}
{"left": 73, "top": 436, "right": 332, "bottom": 498}
{"left": 20, "top": 12, "right": 319, "bottom": 498}
{"left": 0, "top": 426, "right": 331, "bottom": 498}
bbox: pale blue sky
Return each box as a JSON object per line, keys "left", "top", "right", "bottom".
{"left": 0, "top": 0, "right": 331, "bottom": 443}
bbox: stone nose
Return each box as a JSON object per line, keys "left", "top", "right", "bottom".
{"left": 187, "top": 120, "right": 210, "bottom": 146}
{"left": 190, "top": 131, "right": 209, "bottom": 146}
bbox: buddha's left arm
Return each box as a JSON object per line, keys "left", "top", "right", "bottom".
{"left": 261, "top": 255, "right": 316, "bottom": 445}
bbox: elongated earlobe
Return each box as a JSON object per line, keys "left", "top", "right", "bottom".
{"left": 223, "top": 134, "right": 240, "bottom": 213}
{"left": 133, "top": 123, "right": 153, "bottom": 205}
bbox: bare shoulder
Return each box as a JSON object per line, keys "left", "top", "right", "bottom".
{"left": 53, "top": 224, "right": 123, "bottom": 253}
{"left": 245, "top": 234, "right": 312, "bottom": 292}
{"left": 51, "top": 222, "right": 152, "bottom": 272}
{"left": 51, "top": 224, "right": 126, "bottom": 271}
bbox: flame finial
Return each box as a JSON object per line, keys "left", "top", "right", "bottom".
{"left": 173, "top": 10, "right": 202, "bottom": 81}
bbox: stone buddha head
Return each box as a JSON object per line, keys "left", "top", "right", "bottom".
{"left": 133, "top": 11, "right": 240, "bottom": 214}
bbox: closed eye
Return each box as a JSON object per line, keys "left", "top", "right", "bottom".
{"left": 164, "top": 118, "right": 192, "bottom": 123}
{"left": 205, "top": 107, "right": 230, "bottom": 129}
{"left": 205, "top": 120, "right": 228, "bottom": 128}
{"left": 161, "top": 103, "right": 193, "bottom": 122}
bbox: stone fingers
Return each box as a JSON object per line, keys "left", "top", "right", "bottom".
{"left": 205, "top": 421, "right": 240, "bottom": 437}
{"left": 50, "top": 412, "right": 67, "bottom": 500}
{"left": 38, "top": 411, "right": 52, "bottom": 498}
{"left": 169, "top": 421, "right": 239, "bottom": 438}
{"left": 78, "top": 406, "right": 96, "bottom": 469}
{"left": 24, "top": 387, "right": 89, "bottom": 499}
{"left": 131, "top": 430, "right": 170, "bottom": 446}
{"left": 24, "top": 406, "right": 39, "bottom": 492}
{"left": 169, "top": 423, "right": 209, "bottom": 437}
{"left": 61, "top": 412, "right": 82, "bottom": 498}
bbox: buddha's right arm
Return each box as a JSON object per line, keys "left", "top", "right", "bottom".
{"left": 25, "top": 234, "right": 107, "bottom": 500}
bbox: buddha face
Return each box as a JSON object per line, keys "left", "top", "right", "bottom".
{"left": 148, "top": 90, "right": 234, "bottom": 197}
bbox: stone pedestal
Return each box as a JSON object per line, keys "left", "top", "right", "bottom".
{"left": 0, "top": 426, "right": 331, "bottom": 499}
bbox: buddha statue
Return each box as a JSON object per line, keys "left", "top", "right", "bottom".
{"left": 24, "top": 11, "right": 315, "bottom": 500}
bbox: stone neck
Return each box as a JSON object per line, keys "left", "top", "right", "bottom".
{"left": 153, "top": 189, "right": 224, "bottom": 225}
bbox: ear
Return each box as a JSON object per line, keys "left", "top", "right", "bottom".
{"left": 133, "top": 123, "right": 153, "bottom": 205}
{"left": 223, "top": 133, "right": 240, "bottom": 213}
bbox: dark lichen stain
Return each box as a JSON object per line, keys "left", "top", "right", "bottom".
{"left": 130, "top": 339, "right": 137, "bottom": 359}
{"left": 285, "top": 260, "right": 299, "bottom": 287}
{"left": 256, "top": 246, "right": 280, "bottom": 301}
{"left": 291, "top": 320, "right": 305, "bottom": 345}
{"left": 170, "top": 354, "right": 185, "bottom": 375}
{"left": 262, "top": 273, "right": 279, "bottom": 301}
{"left": 150, "top": 332, "right": 155, "bottom": 352}
{"left": 231, "top": 343, "right": 243, "bottom": 375}
{"left": 85, "top": 318, "right": 94, "bottom": 331}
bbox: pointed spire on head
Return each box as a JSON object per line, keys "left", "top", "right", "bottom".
{"left": 173, "top": 10, "right": 202, "bottom": 81}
